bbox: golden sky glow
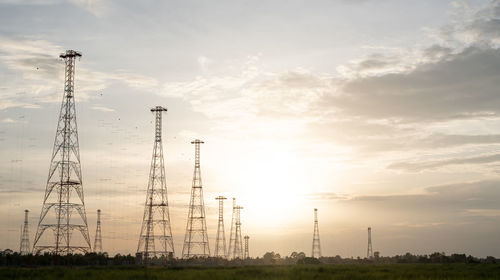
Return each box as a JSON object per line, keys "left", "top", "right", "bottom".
{"left": 1, "top": 0, "right": 500, "bottom": 258}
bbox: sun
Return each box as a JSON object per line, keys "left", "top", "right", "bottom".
{"left": 237, "top": 145, "right": 307, "bottom": 228}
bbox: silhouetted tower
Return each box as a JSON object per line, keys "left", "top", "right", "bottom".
{"left": 244, "top": 235, "right": 249, "bottom": 259}
{"left": 33, "top": 50, "right": 91, "bottom": 255}
{"left": 137, "top": 106, "right": 175, "bottom": 262}
{"left": 231, "top": 205, "right": 244, "bottom": 259}
{"left": 312, "top": 208, "right": 321, "bottom": 258}
{"left": 367, "top": 227, "right": 373, "bottom": 259}
{"left": 94, "top": 209, "right": 102, "bottom": 253}
{"left": 20, "top": 210, "right": 30, "bottom": 255}
{"left": 227, "top": 197, "right": 236, "bottom": 257}
{"left": 182, "top": 139, "right": 210, "bottom": 258}
{"left": 214, "top": 196, "right": 227, "bottom": 258}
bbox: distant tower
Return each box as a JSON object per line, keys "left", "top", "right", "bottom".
{"left": 214, "top": 196, "right": 227, "bottom": 258}
{"left": 94, "top": 210, "right": 102, "bottom": 253}
{"left": 20, "top": 210, "right": 30, "bottom": 255}
{"left": 244, "top": 235, "right": 249, "bottom": 259}
{"left": 182, "top": 139, "right": 210, "bottom": 258}
{"left": 367, "top": 227, "right": 373, "bottom": 259}
{"left": 137, "top": 106, "right": 175, "bottom": 262}
{"left": 227, "top": 198, "right": 236, "bottom": 258}
{"left": 33, "top": 50, "right": 92, "bottom": 255}
{"left": 231, "top": 205, "right": 244, "bottom": 259}
{"left": 312, "top": 208, "right": 321, "bottom": 258}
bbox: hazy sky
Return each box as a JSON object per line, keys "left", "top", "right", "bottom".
{"left": 1, "top": 0, "right": 500, "bottom": 258}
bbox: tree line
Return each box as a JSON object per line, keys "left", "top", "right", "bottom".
{"left": 0, "top": 249, "right": 497, "bottom": 266}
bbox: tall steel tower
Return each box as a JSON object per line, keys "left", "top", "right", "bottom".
{"left": 20, "top": 210, "right": 30, "bottom": 255}
{"left": 94, "top": 209, "right": 102, "bottom": 253}
{"left": 244, "top": 235, "right": 249, "bottom": 259}
{"left": 33, "top": 50, "right": 91, "bottom": 255}
{"left": 312, "top": 208, "right": 321, "bottom": 258}
{"left": 231, "top": 205, "right": 244, "bottom": 259}
{"left": 182, "top": 139, "right": 210, "bottom": 258}
{"left": 367, "top": 227, "right": 373, "bottom": 259}
{"left": 214, "top": 196, "right": 227, "bottom": 258}
{"left": 137, "top": 106, "right": 175, "bottom": 261}
{"left": 227, "top": 198, "right": 236, "bottom": 258}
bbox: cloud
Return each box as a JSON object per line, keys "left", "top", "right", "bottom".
{"left": 161, "top": 56, "right": 334, "bottom": 124}
{"left": 388, "top": 153, "right": 500, "bottom": 172}
{"left": 439, "top": 0, "right": 500, "bottom": 45}
{"left": 0, "top": 37, "right": 159, "bottom": 110}
{"left": 0, "top": 0, "right": 111, "bottom": 16}
{"left": 0, "top": 0, "right": 59, "bottom": 4}
{"left": 349, "top": 180, "right": 500, "bottom": 213}
{"left": 465, "top": 209, "right": 500, "bottom": 217}
{"left": 305, "top": 192, "right": 350, "bottom": 201}
{"left": 69, "top": 0, "right": 109, "bottom": 17}
{"left": 91, "top": 105, "right": 115, "bottom": 112}
{"left": 1, "top": 118, "right": 17, "bottom": 123}
{"left": 329, "top": 46, "right": 500, "bottom": 123}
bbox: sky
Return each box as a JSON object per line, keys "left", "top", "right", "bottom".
{"left": 1, "top": 0, "right": 500, "bottom": 258}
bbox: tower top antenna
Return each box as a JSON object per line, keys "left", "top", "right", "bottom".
{"left": 151, "top": 106, "right": 167, "bottom": 112}
{"left": 59, "top": 50, "right": 81, "bottom": 58}
{"left": 191, "top": 139, "right": 204, "bottom": 144}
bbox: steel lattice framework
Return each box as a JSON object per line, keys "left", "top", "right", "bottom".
{"left": 244, "top": 235, "right": 249, "bottom": 259}
{"left": 182, "top": 139, "right": 210, "bottom": 258}
{"left": 33, "top": 50, "right": 91, "bottom": 255}
{"left": 137, "top": 106, "right": 175, "bottom": 262}
{"left": 312, "top": 208, "right": 321, "bottom": 258}
{"left": 20, "top": 210, "right": 30, "bottom": 255}
{"left": 367, "top": 227, "right": 373, "bottom": 259}
{"left": 230, "top": 205, "right": 243, "bottom": 259}
{"left": 94, "top": 209, "right": 102, "bottom": 253}
{"left": 227, "top": 198, "right": 236, "bottom": 258}
{"left": 214, "top": 196, "right": 227, "bottom": 258}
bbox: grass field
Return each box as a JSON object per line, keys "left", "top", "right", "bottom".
{"left": 2, "top": 264, "right": 500, "bottom": 280}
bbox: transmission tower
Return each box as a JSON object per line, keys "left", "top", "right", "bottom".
{"left": 244, "top": 235, "right": 249, "bottom": 259}
{"left": 214, "top": 196, "right": 227, "bottom": 258}
{"left": 137, "top": 106, "right": 175, "bottom": 262}
{"left": 312, "top": 208, "right": 321, "bottom": 258}
{"left": 33, "top": 50, "right": 91, "bottom": 255}
{"left": 182, "top": 139, "right": 210, "bottom": 258}
{"left": 231, "top": 205, "right": 244, "bottom": 259}
{"left": 94, "top": 209, "right": 102, "bottom": 253}
{"left": 20, "top": 210, "right": 30, "bottom": 255}
{"left": 367, "top": 227, "right": 373, "bottom": 259}
{"left": 227, "top": 197, "right": 236, "bottom": 258}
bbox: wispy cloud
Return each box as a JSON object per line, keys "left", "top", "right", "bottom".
{"left": 69, "top": 0, "right": 110, "bottom": 17}
{"left": 1, "top": 117, "right": 18, "bottom": 123}
{"left": 0, "top": 36, "right": 159, "bottom": 110}
{"left": 388, "top": 153, "right": 500, "bottom": 172}
{"left": 91, "top": 105, "right": 115, "bottom": 112}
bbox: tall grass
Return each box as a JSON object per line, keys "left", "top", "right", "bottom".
{"left": 1, "top": 264, "right": 500, "bottom": 280}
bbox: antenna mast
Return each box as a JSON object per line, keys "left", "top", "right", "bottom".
{"left": 244, "top": 235, "right": 249, "bottom": 259}
{"left": 20, "top": 210, "right": 30, "bottom": 255}
{"left": 227, "top": 197, "right": 236, "bottom": 257}
{"left": 182, "top": 139, "right": 210, "bottom": 258}
{"left": 231, "top": 205, "right": 243, "bottom": 259}
{"left": 94, "top": 209, "right": 102, "bottom": 253}
{"left": 215, "top": 196, "right": 227, "bottom": 258}
{"left": 33, "top": 50, "right": 91, "bottom": 255}
{"left": 137, "top": 106, "right": 175, "bottom": 263}
{"left": 367, "top": 227, "right": 373, "bottom": 259}
{"left": 312, "top": 208, "right": 321, "bottom": 258}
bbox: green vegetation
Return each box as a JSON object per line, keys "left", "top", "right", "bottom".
{"left": 2, "top": 264, "right": 500, "bottom": 280}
